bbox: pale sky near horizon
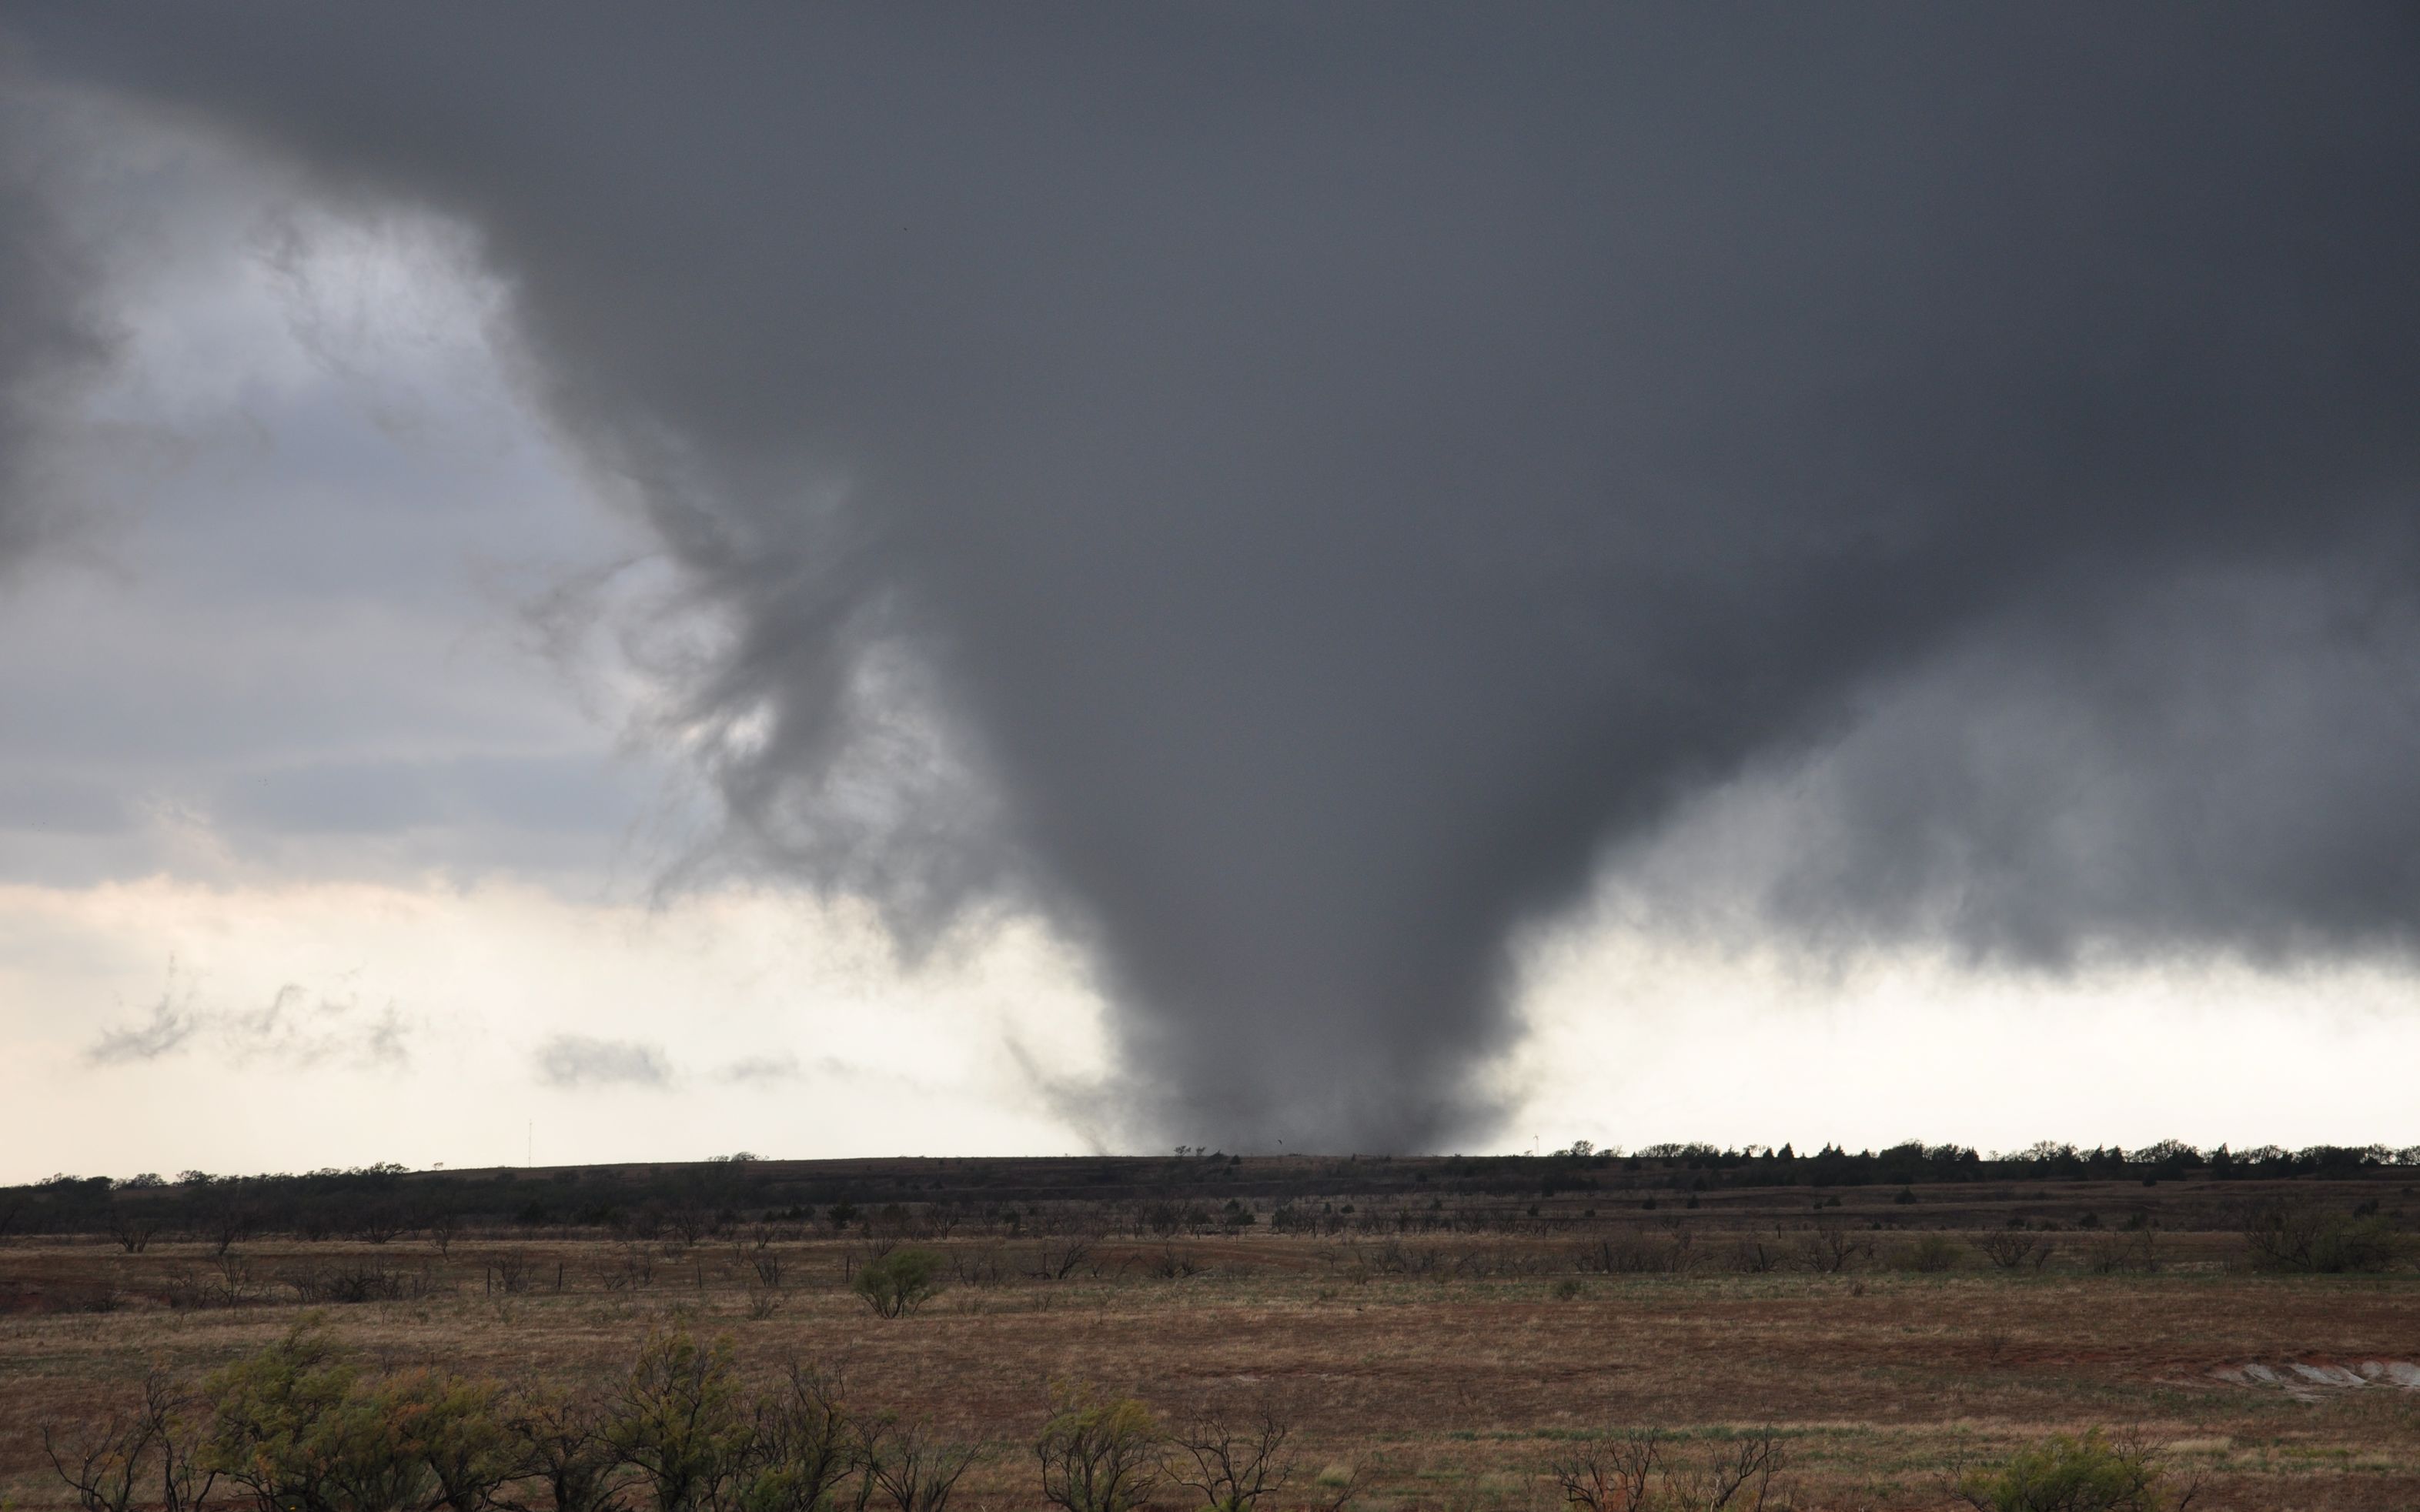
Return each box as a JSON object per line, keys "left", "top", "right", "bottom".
{"left": 5, "top": 15, "right": 2420, "bottom": 1183}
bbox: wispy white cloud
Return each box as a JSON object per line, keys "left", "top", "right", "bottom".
{"left": 536, "top": 1033, "right": 671, "bottom": 1090}
{"left": 717, "top": 1051, "right": 801, "bottom": 1084}
{"left": 86, "top": 969, "right": 413, "bottom": 1069}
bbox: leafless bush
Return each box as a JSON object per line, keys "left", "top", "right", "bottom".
{"left": 1576, "top": 1227, "right": 1695, "bottom": 1275}
{"left": 286, "top": 1257, "right": 435, "bottom": 1303}
{"left": 1797, "top": 1219, "right": 1870, "bottom": 1274}
{"left": 1668, "top": 1434, "right": 1789, "bottom": 1510}
{"left": 1552, "top": 1430, "right": 1790, "bottom": 1512}
{"left": 1552, "top": 1430, "right": 1662, "bottom": 1512}
{"left": 662, "top": 1200, "right": 717, "bottom": 1248}
{"left": 1971, "top": 1230, "right": 2051, "bottom": 1271}
{"left": 490, "top": 1249, "right": 537, "bottom": 1293}
{"left": 746, "top": 1363, "right": 861, "bottom": 1511}
{"left": 1031, "top": 1234, "right": 1098, "bottom": 1280}
{"left": 1171, "top": 1403, "right": 1293, "bottom": 1512}
{"left": 864, "top": 1417, "right": 982, "bottom": 1512}
{"left": 2240, "top": 1197, "right": 2404, "bottom": 1273}
{"left": 42, "top": 1369, "right": 216, "bottom": 1512}
{"left": 601, "top": 1241, "right": 656, "bottom": 1290}
{"left": 353, "top": 1206, "right": 411, "bottom": 1244}
{"left": 160, "top": 1253, "right": 259, "bottom": 1310}
{"left": 1726, "top": 1237, "right": 1783, "bottom": 1274}
{"left": 197, "top": 1206, "right": 255, "bottom": 1257}
{"left": 2081, "top": 1230, "right": 2159, "bottom": 1274}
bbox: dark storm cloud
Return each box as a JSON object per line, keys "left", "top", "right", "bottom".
{"left": 0, "top": 70, "right": 112, "bottom": 573}
{"left": 16, "top": 6, "right": 2420, "bottom": 1148}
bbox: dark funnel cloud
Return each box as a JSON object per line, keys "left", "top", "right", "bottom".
{"left": 15, "top": 6, "right": 2420, "bottom": 1147}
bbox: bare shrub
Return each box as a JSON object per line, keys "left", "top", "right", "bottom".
{"left": 106, "top": 1213, "right": 159, "bottom": 1254}
{"left": 1551, "top": 1430, "right": 1789, "bottom": 1512}
{"left": 2241, "top": 1197, "right": 2404, "bottom": 1273}
{"left": 286, "top": 1257, "right": 434, "bottom": 1304}
{"left": 2081, "top": 1231, "right": 2159, "bottom": 1275}
{"left": 1970, "top": 1231, "right": 2051, "bottom": 1271}
{"left": 1031, "top": 1234, "right": 1098, "bottom": 1280}
{"left": 162, "top": 1254, "right": 259, "bottom": 1310}
{"left": 1668, "top": 1434, "right": 1789, "bottom": 1511}
{"left": 1576, "top": 1228, "right": 1693, "bottom": 1275}
{"left": 354, "top": 1207, "right": 411, "bottom": 1245}
{"left": 1797, "top": 1219, "right": 1869, "bottom": 1274}
{"left": 602, "top": 1242, "right": 656, "bottom": 1291}
{"left": 1170, "top": 1403, "right": 1292, "bottom": 1512}
{"left": 1553, "top": 1434, "right": 1661, "bottom": 1512}
{"left": 864, "top": 1417, "right": 981, "bottom": 1512}
{"left": 490, "top": 1250, "right": 536, "bottom": 1294}
{"left": 1888, "top": 1234, "right": 1962, "bottom": 1273}
{"left": 1725, "top": 1237, "right": 1783, "bottom": 1274}
{"left": 42, "top": 1370, "right": 217, "bottom": 1512}
{"left": 740, "top": 1363, "right": 861, "bottom": 1512}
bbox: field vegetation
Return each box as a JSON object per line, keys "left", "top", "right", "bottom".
{"left": 2, "top": 1148, "right": 2417, "bottom": 1510}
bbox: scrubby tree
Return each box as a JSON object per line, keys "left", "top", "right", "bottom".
{"left": 1954, "top": 1428, "right": 2198, "bottom": 1512}
{"left": 606, "top": 1330, "right": 750, "bottom": 1512}
{"left": 2241, "top": 1197, "right": 2404, "bottom": 1273}
{"left": 1035, "top": 1384, "right": 1162, "bottom": 1512}
{"left": 509, "top": 1390, "right": 635, "bottom": 1512}
{"left": 852, "top": 1248, "right": 944, "bottom": 1317}
{"left": 735, "top": 1363, "right": 859, "bottom": 1512}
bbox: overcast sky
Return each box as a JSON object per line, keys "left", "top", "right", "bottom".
{"left": 3, "top": 8, "right": 2418, "bottom": 1181}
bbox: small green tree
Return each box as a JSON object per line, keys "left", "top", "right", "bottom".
{"left": 1036, "top": 1383, "right": 1162, "bottom": 1512}
{"left": 607, "top": 1330, "right": 751, "bottom": 1512}
{"left": 1955, "top": 1429, "right": 2196, "bottom": 1512}
{"left": 852, "top": 1249, "right": 943, "bottom": 1318}
{"left": 379, "top": 1369, "right": 522, "bottom": 1512}
{"left": 202, "top": 1318, "right": 433, "bottom": 1512}
{"left": 509, "top": 1390, "right": 635, "bottom": 1512}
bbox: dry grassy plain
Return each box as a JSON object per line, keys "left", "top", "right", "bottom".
{"left": 4, "top": 1203, "right": 2418, "bottom": 1511}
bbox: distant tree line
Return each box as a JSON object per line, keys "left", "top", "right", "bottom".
{"left": 2, "top": 1142, "right": 2411, "bottom": 1245}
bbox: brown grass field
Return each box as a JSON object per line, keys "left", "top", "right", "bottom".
{"left": 3, "top": 1170, "right": 2418, "bottom": 1511}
